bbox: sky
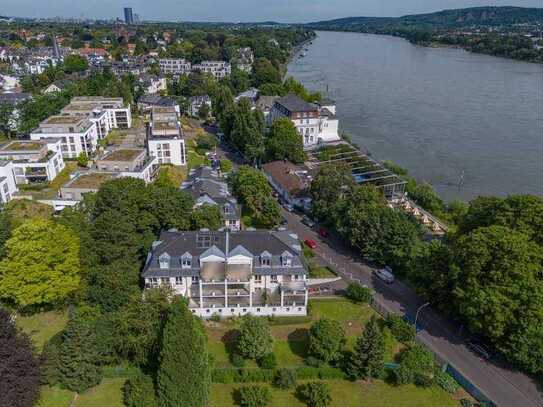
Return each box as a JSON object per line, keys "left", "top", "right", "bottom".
{"left": 3, "top": 0, "right": 543, "bottom": 23}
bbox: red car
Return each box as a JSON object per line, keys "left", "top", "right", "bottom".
{"left": 318, "top": 228, "right": 329, "bottom": 238}
{"left": 304, "top": 239, "right": 317, "bottom": 249}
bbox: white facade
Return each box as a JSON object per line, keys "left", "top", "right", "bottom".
{"left": 159, "top": 58, "right": 192, "bottom": 75}
{"left": 148, "top": 139, "right": 186, "bottom": 166}
{"left": 0, "top": 161, "right": 18, "bottom": 204}
{"left": 192, "top": 61, "right": 231, "bottom": 79}
{"left": 147, "top": 106, "right": 187, "bottom": 166}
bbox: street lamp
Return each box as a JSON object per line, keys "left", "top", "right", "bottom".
{"left": 414, "top": 302, "right": 430, "bottom": 326}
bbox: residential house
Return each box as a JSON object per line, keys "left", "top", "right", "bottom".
{"left": 66, "top": 96, "right": 132, "bottom": 129}
{"left": 0, "top": 161, "right": 18, "bottom": 204}
{"left": 183, "top": 166, "right": 242, "bottom": 231}
{"left": 262, "top": 160, "right": 313, "bottom": 212}
{"left": 43, "top": 79, "right": 72, "bottom": 94}
{"left": 59, "top": 171, "right": 115, "bottom": 201}
{"left": 233, "top": 47, "right": 254, "bottom": 73}
{"left": 255, "top": 95, "right": 279, "bottom": 119}
{"left": 147, "top": 106, "right": 186, "bottom": 166}
{"left": 138, "top": 74, "right": 167, "bottom": 94}
{"left": 235, "top": 88, "right": 259, "bottom": 106}
{"left": 0, "top": 92, "right": 32, "bottom": 131}
{"left": 142, "top": 229, "right": 309, "bottom": 318}
{"left": 137, "top": 95, "right": 180, "bottom": 114}
{"left": 188, "top": 95, "right": 211, "bottom": 117}
{"left": 268, "top": 94, "right": 340, "bottom": 148}
{"left": 0, "top": 139, "right": 65, "bottom": 184}
{"left": 192, "top": 61, "right": 231, "bottom": 80}
{"left": 95, "top": 148, "right": 158, "bottom": 183}
{"left": 159, "top": 58, "right": 192, "bottom": 75}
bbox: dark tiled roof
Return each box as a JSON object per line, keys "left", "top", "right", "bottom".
{"left": 138, "top": 94, "right": 177, "bottom": 107}
{"left": 262, "top": 160, "right": 311, "bottom": 198}
{"left": 275, "top": 93, "right": 317, "bottom": 113}
{"left": 0, "top": 92, "right": 31, "bottom": 105}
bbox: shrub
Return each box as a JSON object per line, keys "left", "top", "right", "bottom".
{"left": 274, "top": 369, "right": 297, "bottom": 389}
{"left": 237, "top": 315, "right": 273, "bottom": 360}
{"left": 308, "top": 319, "right": 345, "bottom": 363}
{"left": 259, "top": 353, "right": 277, "bottom": 369}
{"left": 239, "top": 385, "right": 272, "bottom": 407}
{"left": 460, "top": 399, "right": 474, "bottom": 407}
{"left": 345, "top": 283, "right": 372, "bottom": 303}
{"left": 295, "top": 367, "right": 344, "bottom": 380}
{"left": 220, "top": 159, "right": 233, "bottom": 173}
{"left": 305, "top": 356, "right": 323, "bottom": 367}
{"left": 231, "top": 353, "right": 246, "bottom": 368}
{"left": 124, "top": 373, "right": 157, "bottom": 407}
{"left": 210, "top": 313, "right": 221, "bottom": 322}
{"left": 77, "top": 152, "right": 89, "bottom": 167}
{"left": 301, "top": 381, "right": 332, "bottom": 407}
{"left": 40, "top": 332, "right": 63, "bottom": 386}
{"left": 435, "top": 369, "right": 460, "bottom": 394}
{"left": 394, "top": 345, "right": 435, "bottom": 386}
{"left": 385, "top": 314, "right": 416, "bottom": 343}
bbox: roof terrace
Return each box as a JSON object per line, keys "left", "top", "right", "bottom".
{"left": 64, "top": 172, "right": 115, "bottom": 189}
{"left": 100, "top": 149, "right": 144, "bottom": 162}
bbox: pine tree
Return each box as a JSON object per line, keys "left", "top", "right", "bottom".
{"left": 58, "top": 308, "right": 103, "bottom": 393}
{"left": 157, "top": 299, "right": 210, "bottom": 407}
{"left": 0, "top": 308, "right": 40, "bottom": 407}
{"left": 347, "top": 316, "right": 385, "bottom": 380}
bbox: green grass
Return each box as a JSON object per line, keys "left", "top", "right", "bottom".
{"left": 37, "top": 386, "right": 74, "bottom": 407}
{"left": 17, "top": 310, "right": 68, "bottom": 351}
{"left": 210, "top": 380, "right": 458, "bottom": 407}
{"left": 309, "top": 298, "right": 373, "bottom": 324}
{"left": 308, "top": 262, "right": 337, "bottom": 278}
{"left": 157, "top": 164, "right": 188, "bottom": 186}
{"left": 38, "top": 378, "right": 126, "bottom": 407}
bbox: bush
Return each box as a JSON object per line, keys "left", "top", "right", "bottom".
{"left": 460, "top": 399, "right": 474, "bottom": 407}
{"left": 196, "top": 133, "right": 218, "bottom": 152}
{"left": 301, "top": 381, "right": 332, "bottom": 407}
{"left": 345, "top": 283, "right": 372, "bottom": 303}
{"left": 274, "top": 369, "right": 297, "bottom": 389}
{"left": 308, "top": 319, "right": 345, "bottom": 363}
{"left": 124, "top": 373, "right": 157, "bottom": 407}
{"left": 258, "top": 353, "right": 277, "bottom": 369}
{"left": 77, "top": 152, "right": 89, "bottom": 167}
{"left": 394, "top": 345, "right": 435, "bottom": 386}
{"left": 305, "top": 356, "right": 323, "bottom": 367}
{"left": 237, "top": 315, "right": 273, "bottom": 360}
{"left": 435, "top": 369, "right": 460, "bottom": 394}
{"left": 231, "top": 353, "right": 246, "bottom": 368}
{"left": 210, "top": 313, "right": 221, "bottom": 322}
{"left": 239, "top": 385, "right": 272, "bottom": 407}
{"left": 295, "top": 367, "right": 344, "bottom": 380}
{"left": 385, "top": 314, "right": 416, "bottom": 343}
{"left": 220, "top": 159, "right": 233, "bottom": 173}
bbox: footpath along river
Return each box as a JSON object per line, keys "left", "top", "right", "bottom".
{"left": 287, "top": 31, "right": 543, "bottom": 201}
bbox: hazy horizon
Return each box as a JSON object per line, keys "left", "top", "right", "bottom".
{"left": 3, "top": 0, "right": 543, "bottom": 23}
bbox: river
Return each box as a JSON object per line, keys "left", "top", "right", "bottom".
{"left": 287, "top": 31, "right": 543, "bottom": 202}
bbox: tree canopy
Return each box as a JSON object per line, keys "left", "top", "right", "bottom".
{"left": 266, "top": 118, "right": 305, "bottom": 164}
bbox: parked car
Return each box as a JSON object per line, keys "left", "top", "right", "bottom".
{"left": 374, "top": 266, "right": 395, "bottom": 284}
{"left": 283, "top": 203, "right": 294, "bottom": 212}
{"left": 301, "top": 215, "right": 315, "bottom": 228}
{"left": 403, "top": 314, "right": 423, "bottom": 333}
{"left": 304, "top": 239, "right": 317, "bottom": 249}
{"left": 318, "top": 228, "right": 329, "bottom": 237}
{"left": 279, "top": 217, "right": 288, "bottom": 226}
{"left": 466, "top": 339, "right": 492, "bottom": 360}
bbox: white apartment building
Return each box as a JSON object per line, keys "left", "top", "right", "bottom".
{"left": 30, "top": 115, "right": 99, "bottom": 159}
{"left": 192, "top": 61, "right": 231, "bottom": 80}
{"left": 268, "top": 94, "right": 340, "bottom": 149}
{"left": 159, "top": 58, "right": 192, "bottom": 75}
{"left": 147, "top": 106, "right": 186, "bottom": 166}
{"left": 64, "top": 96, "right": 132, "bottom": 130}
{"left": 0, "top": 139, "right": 65, "bottom": 185}
{"left": 0, "top": 161, "right": 18, "bottom": 204}
{"left": 95, "top": 148, "right": 158, "bottom": 184}
{"left": 143, "top": 230, "right": 308, "bottom": 318}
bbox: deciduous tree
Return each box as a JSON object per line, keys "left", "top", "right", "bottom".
{"left": 308, "top": 318, "right": 345, "bottom": 363}
{"left": 236, "top": 315, "right": 273, "bottom": 360}
{"left": 265, "top": 118, "right": 305, "bottom": 164}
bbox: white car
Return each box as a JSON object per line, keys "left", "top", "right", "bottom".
{"left": 375, "top": 267, "right": 395, "bottom": 284}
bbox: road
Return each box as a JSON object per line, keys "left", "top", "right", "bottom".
{"left": 282, "top": 208, "right": 543, "bottom": 407}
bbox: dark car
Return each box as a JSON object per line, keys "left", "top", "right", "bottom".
{"left": 402, "top": 314, "right": 423, "bottom": 333}
{"left": 466, "top": 339, "right": 492, "bottom": 360}
{"left": 318, "top": 228, "right": 329, "bottom": 238}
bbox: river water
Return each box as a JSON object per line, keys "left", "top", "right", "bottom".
{"left": 287, "top": 31, "right": 543, "bottom": 202}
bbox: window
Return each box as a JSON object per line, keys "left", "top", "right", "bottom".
{"left": 271, "top": 275, "right": 278, "bottom": 283}
{"left": 293, "top": 275, "right": 300, "bottom": 281}
{"left": 192, "top": 276, "right": 199, "bottom": 283}
{"left": 159, "top": 253, "right": 170, "bottom": 269}
{"left": 254, "top": 275, "right": 262, "bottom": 283}
{"left": 182, "top": 257, "right": 191, "bottom": 268}
{"left": 175, "top": 277, "right": 183, "bottom": 285}
{"left": 256, "top": 308, "right": 261, "bottom": 312}
{"left": 161, "top": 277, "right": 170, "bottom": 285}
{"left": 261, "top": 257, "right": 270, "bottom": 267}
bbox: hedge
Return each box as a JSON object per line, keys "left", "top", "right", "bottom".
{"left": 211, "top": 366, "right": 345, "bottom": 384}
{"left": 435, "top": 369, "right": 460, "bottom": 394}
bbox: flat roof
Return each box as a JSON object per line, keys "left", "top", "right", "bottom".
{"left": 100, "top": 149, "right": 143, "bottom": 162}
{"left": 65, "top": 172, "right": 114, "bottom": 189}
{"left": 43, "top": 115, "right": 83, "bottom": 125}
{"left": 62, "top": 103, "right": 99, "bottom": 111}
{"left": 153, "top": 121, "right": 178, "bottom": 130}
{"left": 152, "top": 106, "right": 177, "bottom": 113}
{"left": 0, "top": 141, "right": 44, "bottom": 152}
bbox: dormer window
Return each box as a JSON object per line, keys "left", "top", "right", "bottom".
{"left": 281, "top": 251, "right": 293, "bottom": 267}
{"left": 224, "top": 205, "right": 229, "bottom": 214}
{"left": 159, "top": 252, "right": 170, "bottom": 269}
{"left": 261, "top": 258, "right": 271, "bottom": 267}
{"left": 181, "top": 252, "right": 192, "bottom": 268}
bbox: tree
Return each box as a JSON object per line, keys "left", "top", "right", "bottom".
{"left": 302, "top": 381, "right": 332, "bottom": 407}
{"left": 63, "top": 54, "right": 89, "bottom": 73}
{"left": 394, "top": 345, "right": 435, "bottom": 386}
{"left": 266, "top": 118, "right": 305, "bottom": 164}
{"left": 77, "top": 152, "right": 89, "bottom": 167}
{"left": 385, "top": 314, "right": 416, "bottom": 343}
{"left": 0, "top": 308, "right": 40, "bottom": 407}
{"left": 274, "top": 369, "right": 297, "bottom": 389}
{"left": 345, "top": 283, "right": 372, "bottom": 304}
{"left": 310, "top": 163, "right": 354, "bottom": 224}
{"left": 58, "top": 307, "right": 103, "bottom": 393}
{"left": 0, "top": 103, "right": 15, "bottom": 138}
{"left": 157, "top": 299, "right": 210, "bottom": 407}
{"left": 229, "top": 68, "right": 251, "bottom": 93}
{"left": 190, "top": 204, "right": 223, "bottom": 230}
{"left": 0, "top": 219, "right": 80, "bottom": 308}
{"left": 308, "top": 318, "right": 345, "bottom": 363}
{"left": 253, "top": 58, "right": 281, "bottom": 86}
{"left": 148, "top": 184, "right": 193, "bottom": 231}
{"left": 231, "top": 98, "right": 264, "bottom": 164}
{"left": 236, "top": 314, "right": 273, "bottom": 360}
{"left": 124, "top": 373, "right": 158, "bottom": 407}
{"left": 230, "top": 166, "right": 281, "bottom": 228}
{"left": 198, "top": 103, "right": 210, "bottom": 121}
{"left": 238, "top": 385, "right": 271, "bottom": 407}
{"left": 220, "top": 158, "right": 233, "bottom": 173}
{"left": 346, "top": 316, "right": 385, "bottom": 380}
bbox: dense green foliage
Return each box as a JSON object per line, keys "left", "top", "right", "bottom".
{"left": 308, "top": 318, "right": 345, "bottom": 363}
{"left": 394, "top": 345, "right": 435, "bottom": 386}
{"left": 273, "top": 368, "right": 297, "bottom": 389}
{"left": 0, "top": 308, "right": 40, "bottom": 407}
{"left": 124, "top": 373, "right": 158, "bottom": 407}
{"left": 190, "top": 204, "right": 224, "bottom": 230}
{"left": 385, "top": 314, "right": 416, "bottom": 343}
{"left": 302, "top": 381, "right": 332, "bottom": 407}
{"left": 345, "top": 283, "right": 372, "bottom": 304}
{"left": 266, "top": 118, "right": 305, "bottom": 164}
{"left": 236, "top": 315, "right": 274, "bottom": 360}
{"left": 238, "top": 385, "right": 272, "bottom": 407}
{"left": 157, "top": 299, "right": 210, "bottom": 407}
{"left": 346, "top": 316, "right": 385, "bottom": 380}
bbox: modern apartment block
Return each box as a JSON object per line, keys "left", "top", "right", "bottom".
{"left": 268, "top": 94, "right": 340, "bottom": 149}
{"left": 158, "top": 58, "right": 192, "bottom": 75}
{"left": 0, "top": 139, "right": 65, "bottom": 184}
{"left": 30, "top": 115, "right": 98, "bottom": 159}
{"left": 142, "top": 229, "right": 309, "bottom": 318}
{"left": 192, "top": 61, "right": 231, "bottom": 79}
{"left": 147, "top": 106, "right": 186, "bottom": 166}
{"left": 64, "top": 96, "right": 132, "bottom": 130}
{"left": 95, "top": 148, "right": 158, "bottom": 183}
{"left": 0, "top": 161, "right": 18, "bottom": 204}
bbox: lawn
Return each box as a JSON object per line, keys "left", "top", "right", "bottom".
{"left": 157, "top": 164, "right": 188, "bottom": 186}
{"left": 210, "top": 380, "right": 459, "bottom": 407}
{"left": 17, "top": 310, "right": 68, "bottom": 351}
{"left": 37, "top": 378, "right": 126, "bottom": 407}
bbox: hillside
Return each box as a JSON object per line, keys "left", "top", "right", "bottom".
{"left": 308, "top": 6, "right": 543, "bottom": 29}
